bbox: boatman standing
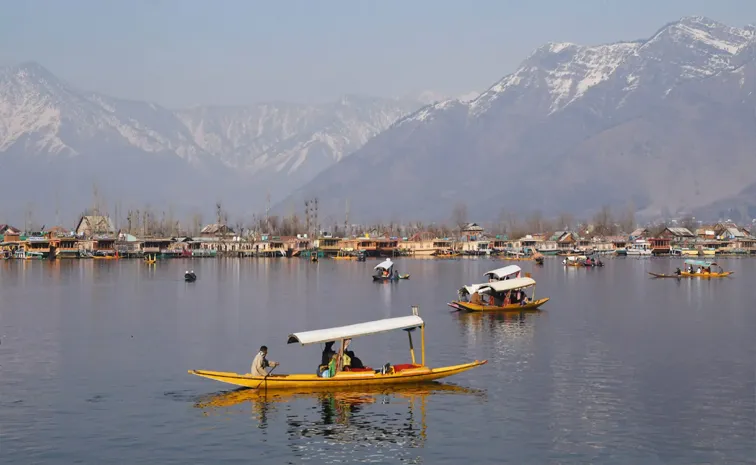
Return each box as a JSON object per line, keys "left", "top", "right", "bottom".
{"left": 251, "top": 345, "right": 279, "bottom": 376}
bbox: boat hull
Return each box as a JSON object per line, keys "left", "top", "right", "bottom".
{"left": 372, "top": 274, "right": 409, "bottom": 281}
{"left": 188, "top": 360, "right": 487, "bottom": 389}
{"left": 648, "top": 271, "right": 733, "bottom": 279}
{"left": 448, "top": 297, "right": 549, "bottom": 312}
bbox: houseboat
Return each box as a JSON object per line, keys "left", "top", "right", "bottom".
{"left": 622, "top": 240, "right": 652, "bottom": 257}
{"left": 55, "top": 237, "right": 81, "bottom": 259}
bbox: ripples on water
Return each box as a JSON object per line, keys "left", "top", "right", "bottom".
{"left": 0, "top": 257, "right": 754, "bottom": 464}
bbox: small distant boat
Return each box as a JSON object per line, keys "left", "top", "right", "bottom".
{"left": 356, "top": 251, "right": 367, "bottom": 262}
{"left": 188, "top": 307, "right": 487, "bottom": 389}
{"left": 372, "top": 259, "right": 408, "bottom": 281}
{"left": 333, "top": 249, "right": 356, "bottom": 260}
{"left": 144, "top": 254, "right": 156, "bottom": 265}
{"left": 449, "top": 277, "right": 549, "bottom": 312}
{"left": 93, "top": 250, "right": 120, "bottom": 260}
{"left": 185, "top": 270, "right": 197, "bottom": 282}
{"left": 649, "top": 259, "right": 733, "bottom": 279}
{"left": 433, "top": 250, "right": 459, "bottom": 258}
{"left": 14, "top": 250, "right": 44, "bottom": 260}
{"left": 562, "top": 255, "right": 586, "bottom": 267}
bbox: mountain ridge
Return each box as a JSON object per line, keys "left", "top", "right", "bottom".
{"left": 0, "top": 62, "right": 424, "bottom": 222}
{"left": 276, "top": 16, "right": 756, "bottom": 222}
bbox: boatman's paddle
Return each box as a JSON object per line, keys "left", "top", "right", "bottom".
{"left": 254, "top": 365, "right": 277, "bottom": 390}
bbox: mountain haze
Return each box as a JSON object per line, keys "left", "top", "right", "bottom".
{"left": 277, "top": 16, "right": 756, "bottom": 223}
{"left": 0, "top": 63, "right": 422, "bottom": 223}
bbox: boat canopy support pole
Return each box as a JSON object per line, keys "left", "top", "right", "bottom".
{"left": 408, "top": 331, "right": 416, "bottom": 364}
{"left": 420, "top": 325, "right": 425, "bottom": 366}
{"left": 337, "top": 338, "right": 345, "bottom": 373}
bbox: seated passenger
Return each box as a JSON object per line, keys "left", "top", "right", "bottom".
{"left": 321, "top": 341, "right": 336, "bottom": 367}
{"left": 345, "top": 350, "right": 364, "bottom": 369}
{"left": 341, "top": 350, "right": 352, "bottom": 369}
{"left": 323, "top": 353, "right": 338, "bottom": 378}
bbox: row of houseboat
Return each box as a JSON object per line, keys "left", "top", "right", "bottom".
{"left": 3, "top": 219, "right": 755, "bottom": 261}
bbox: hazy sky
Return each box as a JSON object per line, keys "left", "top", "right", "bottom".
{"left": 2, "top": 0, "right": 755, "bottom": 107}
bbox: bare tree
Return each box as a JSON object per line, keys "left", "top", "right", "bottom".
{"left": 592, "top": 205, "right": 616, "bottom": 236}
{"left": 680, "top": 215, "right": 697, "bottom": 233}
{"left": 556, "top": 212, "right": 574, "bottom": 231}
{"left": 191, "top": 211, "right": 203, "bottom": 237}
{"left": 450, "top": 203, "right": 468, "bottom": 230}
{"left": 506, "top": 212, "right": 521, "bottom": 238}
{"left": 526, "top": 210, "right": 545, "bottom": 234}
{"left": 619, "top": 201, "right": 635, "bottom": 234}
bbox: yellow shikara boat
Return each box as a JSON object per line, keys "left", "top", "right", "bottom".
{"left": 648, "top": 259, "right": 734, "bottom": 279}
{"left": 333, "top": 249, "right": 356, "bottom": 260}
{"left": 449, "top": 277, "right": 550, "bottom": 312}
{"left": 144, "top": 254, "right": 156, "bottom": 265}
{"left": 434, "top": 250, "right": 460, "bottom": 258}
{"left": 189, "top": 308, "right": 487, "bottom": 390}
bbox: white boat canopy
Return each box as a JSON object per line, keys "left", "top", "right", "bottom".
{"left": 484, "top": 265, "right": 522, "bottom": 280}
{"left": 458, "top": 284, "right": 486, "bottom": 296}
{"left": 287, "top": 315, "right": 424, "bottom": 345}
{"left": 479, "top": 277, "right": 536, "bottom": 293}
{"left": 374, "top": 259, "right": 394, "bottom": 271}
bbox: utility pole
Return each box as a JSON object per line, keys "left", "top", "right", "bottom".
{"left": 92, "top": 182, "right": 100, "bottom": 216}
{"left": 265, "top": 191, "right": 271, "bottom": 233}
{"left": 344, "top": 198, "right": 350, "bottom": 237}
{"left": 54, "top": 189, "right": 60, "bottom": 227}
{"left": 305, "top": 199, "right": 311, "bottom": 237}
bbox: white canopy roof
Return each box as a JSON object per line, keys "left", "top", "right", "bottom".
{"left": 484, "top": 265, "right": 521, "bottom": 279}
{"left": 479, "top": 277, "right": 536, "bottom": 293}
{"left": 459, "top": 283, "right": 486, "bottom": 295}
{"left": 287, "top": 315, "right": 423, "bottom": 345}
{"left": 374, "top": 258, "right": 394, "bottom": 270}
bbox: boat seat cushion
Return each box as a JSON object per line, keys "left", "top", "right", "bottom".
{"left": 392, "top": 364, "right": 421, "bottom": 373}
{"left": 346, "top": 367, "right": 373, "bottom": 372}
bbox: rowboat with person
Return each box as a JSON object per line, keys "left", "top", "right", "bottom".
{"left": 648, "top": 259, "right": 733, "bottom": 279}
{"left": 188, "top": 307, "right": 487, "bottom": 390}
{"left": 448, "top": 277, "right": 550, "bottom": 312}
{"left": 372, "top": 258, "right": 409, "bottom": 281}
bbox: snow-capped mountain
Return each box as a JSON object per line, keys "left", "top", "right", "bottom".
{"left": 175, "top": 95, "right": 419, "bottom": 197}
{"left": 0, "top": 63, "right": 423, "bottom": 221}
{"left": 413, "top": 90, "right": 480, "bottom": 104}
{"left": 279, "top": 16, "right": 756, "bottom": 221}
{"left": 0, "top": 62, "right": 205, "bottom": 161}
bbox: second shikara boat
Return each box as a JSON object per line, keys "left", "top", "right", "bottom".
{"left": 648, "top": 259, "right": 734, "bottom": 279}
{"left": 371, "top": 259, "right": 409, "bottom": 281}
{"left": 188, "top": 308, "right": 487, "bottom": 389}
{"left": 448, "top": 277, "right": 550, "bottom": 312}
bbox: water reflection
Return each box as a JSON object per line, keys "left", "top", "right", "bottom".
{"left": 453, "top": 311, "right": 539, "bottom": 342}
{"left": 195, "top": 383, "right": 486, "bottom": 463}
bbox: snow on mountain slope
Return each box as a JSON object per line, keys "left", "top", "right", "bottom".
{"left": 279, "top": 16, "right": 756, "bottom": 221}
{"left": 1, "top": 61, "right": 423, "bottom": 208}
{"left": 398, "top": 16, "right": 754, "bottom": 128}
{"left": 0, "top": 62, "right": 204, "bottom": 162}
{"left": 175, "top": 95, "right": 420, "bottom": 176}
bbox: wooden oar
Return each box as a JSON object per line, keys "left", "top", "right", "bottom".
{"left": 254, "top": 365, "right": 278, "bottom": 390}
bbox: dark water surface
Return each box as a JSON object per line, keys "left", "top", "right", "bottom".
{"left": 1, "top": 257, "right": 754, "bottom": 464}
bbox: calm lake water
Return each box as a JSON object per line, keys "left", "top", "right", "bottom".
{"left": 1, "top": 257, "right": 754, "bottom": 464}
